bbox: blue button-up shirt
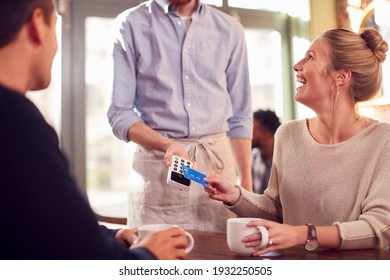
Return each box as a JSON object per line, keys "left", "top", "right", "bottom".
{"left": 108, "top": 0, "right": 252, "bottom": 141}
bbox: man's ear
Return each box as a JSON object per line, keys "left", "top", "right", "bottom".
{"left": 26, "top": 8, "right": 46, "bottom": 45}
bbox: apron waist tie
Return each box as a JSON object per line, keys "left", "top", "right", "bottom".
{"left": 186, "top": 134, "right": 225, "bottom": 171}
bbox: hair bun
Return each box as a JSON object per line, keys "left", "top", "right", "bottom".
{"left": 359, "top": 28, "right": 389, "bottom": 63}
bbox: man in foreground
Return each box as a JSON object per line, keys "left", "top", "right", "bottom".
{"left": 0, "top": 0, "right": 187, "bottom": 260}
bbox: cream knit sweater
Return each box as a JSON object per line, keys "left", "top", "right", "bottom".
{"left": 228, "top": 119, "right": 390, "bottom": 250}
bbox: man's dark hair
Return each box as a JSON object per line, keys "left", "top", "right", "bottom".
{"left": 0, "top": 0, "right": 54, "bottom": 48}
{"left": 253, "top": 109, "right": 281, "bottom": 135}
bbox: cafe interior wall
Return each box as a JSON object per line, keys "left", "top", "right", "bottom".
{"left": 309, "top": 0, "right": 377, "bottom": 38}
{"left": 310, "top": 0, "right": 337, "bottom": 39}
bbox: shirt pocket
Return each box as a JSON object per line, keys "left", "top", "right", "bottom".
{"left": 196, "top": 41, "right": 227, "bottom": 79}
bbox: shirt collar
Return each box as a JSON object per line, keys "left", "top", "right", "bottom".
{"left": 155, "top": 0, "right": 170, "bottom": 14}
{"left": 154, "top": 0, "right": 203, "bottom": 15}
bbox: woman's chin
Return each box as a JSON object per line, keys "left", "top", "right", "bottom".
{"left": 294, "top": 92, "right": 302, "bottom": 102}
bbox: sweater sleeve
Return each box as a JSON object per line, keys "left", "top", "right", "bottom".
{"left": 225, "top": 184, "right": 283, "bottom": 223}
{"left": 99, "top": 226, "right": 157, "bottom": 260}
{"left": 335, "top": 139, "right": 390, "bottom": 250}
{"left": 225, "top": 126, "right": 285, "bottom": 222}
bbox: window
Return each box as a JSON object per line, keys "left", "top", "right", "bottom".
{"left": 85, "top": 17, "right": 138, "bottom": 214}
{"left": 229, "top": 0, "right": 310, "bottom": 20}
{"left": 245, "top": 29, "right": 283, "bottom": 116}
{"left": 203, "top": 0, "right": 222, "bottom": 6}
{"left": 27, "top": 16, "right": 62, "bottom": 135}
{"left": 293, "top": 36, "right": 314, "bottom": 119}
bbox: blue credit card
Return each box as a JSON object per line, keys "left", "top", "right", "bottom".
{"left": 182, "top": 164, "right": 208, "bottom": 188}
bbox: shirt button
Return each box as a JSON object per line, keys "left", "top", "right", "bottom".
{"left": 177, "top": 21, "right": 182, "bottom": 25}
{"left": 192, "top": 126, "right": 196, "bottom": 131}
{"left": 184, "top": 75, "right": 189, "bottom": 80}
{"left": 187, "top": 102, "right": 192, "bottom": 107}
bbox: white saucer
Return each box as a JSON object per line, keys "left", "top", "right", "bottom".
{"left": 260, "top": 250, "right": 283, "bottom": 257}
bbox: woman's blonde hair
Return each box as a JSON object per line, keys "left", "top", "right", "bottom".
{"left": 321, "top": 28, "right": 388, "bottom": 102}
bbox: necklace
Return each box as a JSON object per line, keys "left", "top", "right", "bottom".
{"left": 306, "top": 117, "right": 376, "bottom": 144}
{"left": 306, "top": 119, "right": 321, "bottom": 143}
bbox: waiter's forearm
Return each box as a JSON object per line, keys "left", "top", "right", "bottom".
{"left": 230, "top": 137, "right": 252, "bottom": 192}
{"left": 128, "top": 121, "right": 173, "bottom": 152}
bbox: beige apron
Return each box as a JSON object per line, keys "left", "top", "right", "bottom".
{"left": 128, "top": 132, "right": 237, "bottom": 232}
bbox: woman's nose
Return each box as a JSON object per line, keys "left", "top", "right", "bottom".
{"left": 293, "top": 61, "right": 302, "bottom": 72}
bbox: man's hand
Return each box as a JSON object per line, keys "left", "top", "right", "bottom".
{"left": 132, "top": 227, "right": 188, "bottom": 260}
{"left": 164, "top": 141, "right": 190, "bottom": 166}
{"left": 115, "top": 228, "right": 138, "bottom": 247}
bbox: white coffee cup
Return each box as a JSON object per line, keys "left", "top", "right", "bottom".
{"left": 137, "top": 224, "right": 194, "bottom": 253}
{"left": 227, "top": 218, "right": 269, "bottom": 256}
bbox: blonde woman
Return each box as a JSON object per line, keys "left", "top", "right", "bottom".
{"left": 205, "top": 28, "right": 390, "bottom": 255}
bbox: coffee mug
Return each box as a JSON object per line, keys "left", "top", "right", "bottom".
{"left": 227, "top": 218, "right": 283, "bottom": 257}
{"left": 137, "top": 224, "right": 194, "bottom": 253}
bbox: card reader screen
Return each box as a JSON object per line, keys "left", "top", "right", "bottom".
{"left": 170, "top": 172, "right": 191, "bottom": 186}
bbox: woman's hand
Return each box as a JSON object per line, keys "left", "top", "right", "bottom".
{"left": 204, "top": 175, "right": 241, "bottom": 205}
{"left": 243, "top": 220, "right": 307, "bottom": 256}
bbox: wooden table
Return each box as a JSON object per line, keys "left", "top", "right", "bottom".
{"left": 186, "top": 230, "right": 390, "bottom": 260}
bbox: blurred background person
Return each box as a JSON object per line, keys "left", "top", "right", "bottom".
{"left": 251, "top": 109, "right": 281, "bottom": 194}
